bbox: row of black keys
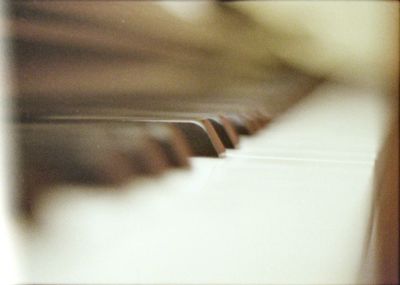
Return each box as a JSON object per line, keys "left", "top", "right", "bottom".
{"left": 15, "top": 95, "right": 272, "bottom": 216}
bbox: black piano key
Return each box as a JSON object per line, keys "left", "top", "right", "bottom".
{"left": 18, "top": 125, "right": 138, "bottom": 185}
{"left": 145, "top": 125, "right": 191, "bottom": 168}
{"left": 26, "top": 117, "right": 226, "bottom": 158}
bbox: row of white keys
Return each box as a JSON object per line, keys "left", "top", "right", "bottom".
{"left": 18, "top": 83, "right": 397, "bottom": 284}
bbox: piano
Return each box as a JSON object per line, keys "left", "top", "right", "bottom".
{"left": 1, "top": 1, "right": 398, "bottom": 284}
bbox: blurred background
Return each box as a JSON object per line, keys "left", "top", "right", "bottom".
{"left": 5, "top": 1, "right": 399, "bottom": 97}
{"left": 160, "top": 0, "right": 399, "bottom": 90}
{"left": 0, "top": 1, "right": 398, "bottom": 284}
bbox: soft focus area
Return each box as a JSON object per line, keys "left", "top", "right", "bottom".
{"left": 160, "top": 1, "right": 398, "bottom": 90}
{"left": 0, "top": 1, "right": 398, "bottom": 284}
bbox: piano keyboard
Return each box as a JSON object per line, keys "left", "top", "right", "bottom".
{"left": 5, "top": 1, "right": 398, "bottom": 284}
{"left": 10, "top": 1, "right": 321, "bottom": 217}
{"left": 16, "top": 83, "right": 397, "bottom": 284}
{"left": 16, "top": 81, "right": 318, "bottom": 217}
